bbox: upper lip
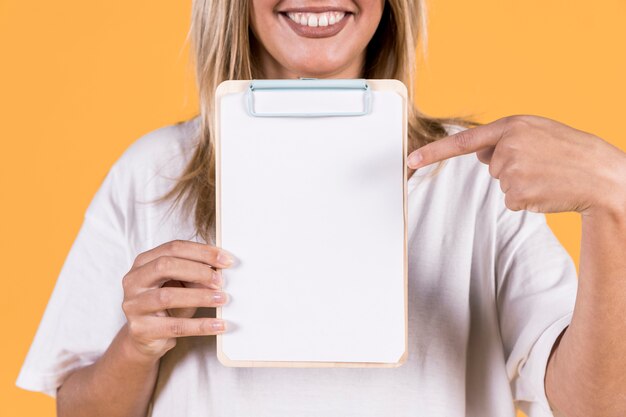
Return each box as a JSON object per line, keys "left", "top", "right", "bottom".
{"left": 277, "top": 6, "right": 353, "bottom": 13}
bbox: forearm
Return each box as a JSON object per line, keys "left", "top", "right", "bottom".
{"left": 57, "top": 323, "right": 161, "bottom": 417}
{"left": 546, "top": 207, "right": 626, "bottom": 417}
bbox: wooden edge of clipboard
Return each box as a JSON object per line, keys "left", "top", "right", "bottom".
{"left": 213, "top": 79, "right": 409, "bottom": 368}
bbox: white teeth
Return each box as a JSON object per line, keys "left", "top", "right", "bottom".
{"left": 286, "top": 11, "right": 346, "bottom": 28}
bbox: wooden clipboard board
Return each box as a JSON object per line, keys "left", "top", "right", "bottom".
{"left": 214, "top": 78, "right": 408, "bottom": 368}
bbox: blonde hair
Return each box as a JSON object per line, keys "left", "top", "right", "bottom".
{"left": 157, "top": 0, "right": 478, "bottom": 244}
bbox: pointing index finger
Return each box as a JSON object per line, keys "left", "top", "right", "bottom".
{"left": 407, "top": 119, "right": 506, "bottom": 168}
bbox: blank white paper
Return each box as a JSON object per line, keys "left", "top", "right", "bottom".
{"left": 217, "top": 86, "right": 406, "bottom": 364}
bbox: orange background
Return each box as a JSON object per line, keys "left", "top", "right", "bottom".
{"left": 1, "top": 1, "right": 625, "bottom": 416}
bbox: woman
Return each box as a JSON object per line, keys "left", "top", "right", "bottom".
{"left": 16, "top": 1, "right": 626, "bottom": 416}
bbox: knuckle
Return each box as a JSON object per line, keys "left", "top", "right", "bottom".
{"left": 121, "top": 273, "right": 129, "bottom": 290}
{"left": 498, "top": 169, "right": 510, "bottom": 186}
{"left": 499, "top": 162, "right": 524, "bottom": 186}
{"left": 505, "top": 189, "right": 525, "bottom": 211}
{"left": 505, "top": 161, "right": 520, "bottom": 176}
{"left": 488, "top": 162, "right": 498, "bottom": 178}
{"left": 509, "top": 164, "right": 527, "bottom": 183}
{"left": 519, "top": 190, "right": 532, "bottom": 206}
{"left": 498, "top": 137, "right": 518, "bottom": 153}
{"left": 498, "top": 178, "right": 507, "bottom": 194}
{"left": 504, "top": 193, "right": 518, "bottom": 211}
{"left": 168, "top": 239, "right": 186, "bottom": 253}
{"left": 127, "top": 320, "right": 143, "bottom": 339}
{"left": 453, "top": 131, "right": 473, "bottom": 152}
{"left": 505, "top": 115, "right": 530, "bottom": 131}
{"left": 133, "top": 252, "right": 146, "bottom": 268}
{"left": 157, "top": 288, "right": 173, "bottom": 309}
{"left": 121, "top": 299, "right": 132, "bottom": 315}
{"left": 169, "top": 320, "right": 185, "bottom": 337}
{"left": 197, "top": 319, "right": 210, "bottom": 335}
{"left": 121, "top": 272, "right": 133, "bottom": 292}
{"left": 154, "top": 256, "right": 174, "bottom": 274}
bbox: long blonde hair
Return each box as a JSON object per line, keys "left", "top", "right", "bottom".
{"left": 157, "top": 0, "right": 478, "bottom": 244}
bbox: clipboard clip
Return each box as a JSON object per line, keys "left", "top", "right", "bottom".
{"left": 246, "top": 78, "right": 371, "bottom": 117}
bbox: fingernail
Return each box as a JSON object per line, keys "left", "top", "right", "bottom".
{"left": 408, "top": 152, "right": 422, "bottom": 168}
{"left": 212, "top": 320, "right": 226, "bottom": 331}
{"left": 212, "top": 291, "right": 227, "bottom": 304}
{"left": 217, "top": 251, "right": 234, "bottom": 266}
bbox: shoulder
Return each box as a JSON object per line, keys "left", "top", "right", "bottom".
{"left": 91, "top": 115, "right": 201, "bottom": 222}
{"left": 102, "top": 115, "right": 201, "bottom": 206}
{"left": 114, "top": 115, "right": 201, "bottom": 177}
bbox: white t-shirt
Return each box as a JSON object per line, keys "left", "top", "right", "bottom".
{"left": 16, "top": 116, "right": 578, "bottom": 417}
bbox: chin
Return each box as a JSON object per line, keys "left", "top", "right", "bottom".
{"left": 282, "top": 56, "right": 356, "bottom": 78}
{"left": 291, "top": 65, "right": 347, "bottom": 78}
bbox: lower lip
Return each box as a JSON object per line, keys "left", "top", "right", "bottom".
{"left": 280, "top": 12, "right": 351, "bottom": 38}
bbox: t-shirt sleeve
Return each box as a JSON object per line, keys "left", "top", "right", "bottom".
{"left": 495, "top": 197, "right": 578, "bottom": 416}
{"left": 15, "top": 162, "right": 132, "bottom": 398}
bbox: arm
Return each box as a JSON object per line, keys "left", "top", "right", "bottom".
{"left": 407, "top": 115, "right": 626, "bottom": 416}
{"left": 546, "top": 201, "right": 626, "bottom": 417}
{"left": 57, "top": 240, "right": 233, "bottom": 417}
{"left": 57, "top": 324, "right": 160, "bottom": 417}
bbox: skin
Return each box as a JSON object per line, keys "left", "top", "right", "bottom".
{"left": 57, "top": 241, "right": 234, "bottom": 417}
{"left": 56, "top": 1, "right": 626, "bottom": 416}
{"left": 407, "top": 117, "right": 626, "bottom": 416}
{"left": 250, "top": 0, "right": 384, "bottom": 79}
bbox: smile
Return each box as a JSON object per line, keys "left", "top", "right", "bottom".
{"left": 286, "top": 11, "right": 347, "bottom": 27}
{"left": 279, "top": 11, "right": 352, "bottom": 38}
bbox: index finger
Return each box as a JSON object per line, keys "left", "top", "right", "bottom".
{"left": 407, "top": 118, "right": 507, "bottom": 168}
{"left": 133, "top": 240, "right": 235, "bottom": 269}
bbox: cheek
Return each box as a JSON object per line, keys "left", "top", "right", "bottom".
{"left": 340, "top": 1, "right": 385, "bottom": 53}
{"left": 249, "top": 0, "right": 278, "bottom": 40}
{"left": 357, "top": 0, "right": 385, "bottom": 31}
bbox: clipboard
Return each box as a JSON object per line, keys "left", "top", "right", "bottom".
{"left": 214, "top": 78, "right": 408, "bottom": 368}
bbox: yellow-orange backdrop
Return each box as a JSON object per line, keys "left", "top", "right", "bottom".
{"left": 1, "top": 1, "right": 624, "bottom": 416}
